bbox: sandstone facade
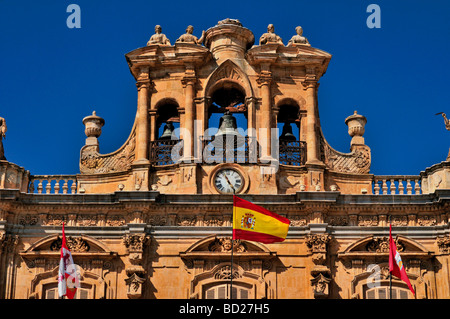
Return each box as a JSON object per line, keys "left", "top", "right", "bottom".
{"left": 0, "top": 19, "right": 449, "bottom": 299}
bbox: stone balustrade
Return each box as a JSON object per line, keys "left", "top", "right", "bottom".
{"left": 372, "top": 175, "right": 421, "bottom": 195}
{"left": 28, "top": 175, "right": 77, "bottom": 194}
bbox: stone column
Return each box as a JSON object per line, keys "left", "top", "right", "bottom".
{"left": 258, "top": 69, "right": 273, "bottom": 161}
{"left": 134, "top": 67, "right": 152, "bottom": 164}
{"left": 149, "top": 109, "right": 157, "bottom": 142}
{"left": 182, "top": 74, "right": 196, "bottom": 162}
{"left": 302, "top": 66, "right": 321, "bottom": 165}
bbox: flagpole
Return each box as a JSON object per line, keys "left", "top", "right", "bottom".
{"left": 224, "top": 174, "right": 236, "bottom": 300}
{"left": 230, "top": 189, "right": 235, "bottom": 300}
{"left": 389, "top": 215, "right": 392, "bottom": 300}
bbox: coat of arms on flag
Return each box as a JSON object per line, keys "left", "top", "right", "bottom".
{"left": 241, "top": 213, "right": 256, "bottom": 230}
{"left": 233, "top": 196, "right": 289, "bottom": 244}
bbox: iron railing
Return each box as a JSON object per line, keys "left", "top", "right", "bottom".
{"left": 149, "top": 139, "right": 183, "bottom": 166}
{"left": 200, "top": 135, "right": 259, "bottom": 164}
{"left": 279, "top": 140, "right": 307, "bottom": 166}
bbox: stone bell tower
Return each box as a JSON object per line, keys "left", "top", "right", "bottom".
{"left": 77, "top": 19, "right": 372, "bottom": 195}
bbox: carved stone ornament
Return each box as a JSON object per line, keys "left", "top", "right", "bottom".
{"left": 214, "top": 265, "right": 241, "bottom": 280}
{"left": 106, "top": 215, "right": 126, "bottom": 226}
{"left": 311, "top": 273, "right": 331, "bottom": 299}
{"left": 80, "top": 132, "right": 136, "bottom": 174}
{"left": 357, "top": 215, "right": 378, "bottom": 227}
{"left": 437, "top": 235, "right": 450, "bottom": 254}
{"left": 208, "top": 237, "right": 247, "bottom": 253}
{"left": 123, "top": 234, "right": 149, "bottom": 253}
{"left": 147, "top": 215, "right": 167, "bottom": 226}
{"left": 305, "top": 234, "right": 331, "bottom": 253}
{"left": 321, "top": 135, "right": 371, "bottom": 174}
{"left": 290, "top": 215, "right": 307, "bottom": 226}
{"left": 366, "top": 237, "right": 404, "bottom": 253}
{"left": 417, "top": 215, "right": 437, "bottom": 226}
{"left": 125, "top": 273, "right": 146, "bottom": 299}
{"left": 19, "top": 214, "right": 38, "bottom": 226}
{"left": 50, "top": 236, "right": 90, "bottom": 252}
{"left": 326, "top": 216, "right": 348, "bottom": 226}
{"left": 176, "top": 215, "right": 197, "bottom": 226}
{"left": 0, "top": 233, "right": 19, "bottom": 252}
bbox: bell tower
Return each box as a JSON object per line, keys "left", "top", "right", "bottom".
{"left": 77, "top": 19, "right": 372, "bottom": 195}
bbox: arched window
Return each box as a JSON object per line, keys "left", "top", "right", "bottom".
{"left": 364, "top": 284, "right": 411, "bottom": 299}
{"left": 150, "top": 99, "right": 182, "bottom": 165}
{"left": 43, "top": 282, "right": 92, "bottom": 299}
{"left": 204, "top": 282, "right": 252, "bottom": 299}
{"left": 203, "top": 84, "right": 256, "bottom": 164}
{"left": 277, "top": 101, "right": 306, "bottom": 166}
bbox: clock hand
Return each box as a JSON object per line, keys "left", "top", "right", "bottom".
{"left": 223, "top": 174, "right": 235, "bottom": 193}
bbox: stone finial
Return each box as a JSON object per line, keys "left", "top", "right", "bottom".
{"left": 0, "top": 116, "right": 6, "bottom": 160}
{"left": 147, "top": 25, "right": 171, "bottom": 46}
{"left": 435, "top": 113, "right": 450, "bottom": 161}
{"left": 345, "top": 110, "right": 367, "bottom": 146}
{"left": 287, "top": 26, "right": 310, "bottom": 46}
{"left": 176, "top": 25, "right": 205, "bottom": 45}
{"left": 217, "top": 18, "right": 242, "bottom": 26}
{"left": 259, "top": 24, "right": 283, "bottom": 45}
{"left": 82, "top": 111, "right": 105, "bottom": 146}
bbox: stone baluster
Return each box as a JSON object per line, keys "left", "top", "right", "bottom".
{"left": 71, "top": 179, "right": 77, "bottom": 194}
{"left": 389, "top": 178, "right": 396, "bottom": 194}
{"left": 37, "top": 179, "right": 43, "bottom": 194}
{"left": 54, "top": 179, "right": 60, "bottom": 194}
{"left": 414, "top": 179, "right": 421, "bottom": 194}
{"left": 398, "top": 178, "right": 404, "bottom": 194}
{"left": 62, "top": 179, "right": 69, "bottom": 194}
{"left": 373, "top": 179, "right": 380, "bottom": 195}
{"left": 382, "top": 179, "right": 388, "bottom": 194}
{"left": 406, "top": 179, "right": 413, "bottom": 195}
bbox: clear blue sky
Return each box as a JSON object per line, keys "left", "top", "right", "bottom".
{"left": 0, "top": 0, "right": 449, "bottom": 176}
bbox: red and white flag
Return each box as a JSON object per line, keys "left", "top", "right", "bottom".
{"left": 389, "top": 224, "right": 415, "bottom": 296}
{"left": 58, "top": 222, "right": 79, "bottom": 299}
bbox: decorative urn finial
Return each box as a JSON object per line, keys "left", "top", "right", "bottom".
{"left": 82, "top": 111, "right": 105, "bottom": 145}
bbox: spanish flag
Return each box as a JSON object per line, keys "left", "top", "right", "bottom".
{"left": 233, "top": 196, "right": 290, "bottom": 244}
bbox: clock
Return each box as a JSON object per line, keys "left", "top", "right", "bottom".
{"left": 213, "top": 168, "right": 244, "bottom": 194}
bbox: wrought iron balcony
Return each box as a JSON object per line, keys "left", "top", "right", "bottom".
{"left": 279, "top": 140, "right": 307, "bottom": 166}
{"left": 150, "top": 139, "right": 183, "bottom": 166}
{"left": 200, "top": 135, "right": 259, "bottom": 164}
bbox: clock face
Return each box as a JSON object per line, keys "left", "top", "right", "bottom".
{"left": 214, "top": 169, "right": 243, "bottom": 194}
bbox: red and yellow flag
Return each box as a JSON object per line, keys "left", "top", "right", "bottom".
{"left": 233, "top": 195, "right": 290, "bottom": 244}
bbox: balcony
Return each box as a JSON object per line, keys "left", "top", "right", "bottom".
{"left": 279, "top": 140, "right": 307, "bottom": 166}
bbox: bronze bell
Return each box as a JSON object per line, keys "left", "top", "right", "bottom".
{"left": 159, "top": 122, "right": 175, "bottom": 140}
{"left": 213, "top": 111, "right": 245, "bottom": 148}
{"left": 280, "top": 122, "right": 296, "bottom": 141}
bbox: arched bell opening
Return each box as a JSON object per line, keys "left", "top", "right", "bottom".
{"left": 207, "top": 82, "right": 248, "bottom": 137}
{"left": 150, "top": 99, "right": 182, "bottom": 165}
{"left": 277, "top": 101, "right": 306, "bottom": 166}
{"left": 203, "top": 82, "right": 257, "bottom": 164}
{"left": 155, "top": 100, "right": 180, "bottom": 140}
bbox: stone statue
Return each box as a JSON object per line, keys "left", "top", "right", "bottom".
{"left": 436, "top": 112, "right": 450, "bottom": 161}
{"left": 436, "top": 112, "right": 450, "bottom": 131}
{"left": 147, "top": 25, "right": 171, "bottom": 46}
{"left": 0, "top": 117, "right": 6, "bottom": 160}
{"left": 287, "top": 26, "right": 310, "bottom": 46}
{"left": 176, "top": 25, "right": 205, "bottom": 45}
{"left": 259, "top": 24, "right": 283, "bottom": 45}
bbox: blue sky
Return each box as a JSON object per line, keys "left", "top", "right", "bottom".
{"left": 0, "top": 0, "right": 449, "bottom": 176}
